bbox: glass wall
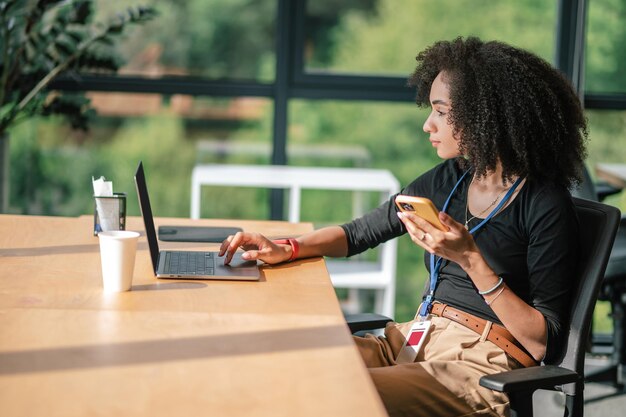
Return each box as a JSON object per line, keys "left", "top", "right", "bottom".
{"left": 584, "top": 0, "right": 626, "bottom": 212}
{"left": 8, "top": 93, "right": 272, "bottom": 219}
{"left": 585, "top": 0, "right": 626, "bottom": 93}
{"left": 304, "top": 0, "right": 557, "bottom": 76}
{"left": 587, "top": 110, "right": 626, "bottom": 166}
{"left": 586, "top": 109, "right": 626, "bottom": 216}
{"left": 94, "top": 0, "right": 277, "bottom": 82}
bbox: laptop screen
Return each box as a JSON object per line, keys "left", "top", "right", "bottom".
{"left": 134, "top": 161, "right": 160, "bottom": 273}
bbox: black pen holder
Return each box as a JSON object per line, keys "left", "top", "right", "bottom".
{"left": 93, "top": 192, "right": 127, "bottom": 236}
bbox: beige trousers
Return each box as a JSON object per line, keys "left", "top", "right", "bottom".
{"left": 354, "top": 316, "right": 521, "bottom": 417}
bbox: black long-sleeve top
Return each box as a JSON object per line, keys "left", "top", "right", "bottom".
{"left": 341, "top": 159, "right": 579, "bottom": 364}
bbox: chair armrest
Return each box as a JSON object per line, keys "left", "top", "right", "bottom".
{"left": 345, "top": 313, "right": 393, "bottom": 333}
{"left": 479, "top": 365, "right": 580, "bottom": 393}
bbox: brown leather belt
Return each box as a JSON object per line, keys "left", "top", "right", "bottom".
{"left": 430, "top": 303, "right": 538, "bottom": 368}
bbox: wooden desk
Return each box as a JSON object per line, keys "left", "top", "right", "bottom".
{"left": 596, "top": 163, "right": 626, "bottom": 189}
{"left": 0, "top": 215, "right": 387, "bottom": 417}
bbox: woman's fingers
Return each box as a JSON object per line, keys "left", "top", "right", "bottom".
{"left": 398, "top": 211, "right": 475, "bottom": 260}
{"left": 219, "top": 234, "right": 237, "bottom": 256}
{"left": 241, "top": 247, "right": 272, "bottom": 261}
{"left": 220, "top": 232, "right": 243, "bottom": 264}
{"left": 219, "top": 232, "right": 260, "bottom": 265}
{"left": 397, "top": 212, "right": 436, "bottom": 253}
{"left": 219, "top": 232, "right": 290, "bottom": 265}
{"left": 439, "top": 211, "right": 465, "bottom": 233}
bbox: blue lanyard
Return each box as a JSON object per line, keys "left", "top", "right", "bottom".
{"left": 417, "top": 172, "right": 524, "bottom": 318}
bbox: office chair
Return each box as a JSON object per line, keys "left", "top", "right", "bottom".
{"left": 346, "top": 197, "right": 620, "bottom": 417}
{"left": 572, "top": 167, "right": 626, "bottom": 388}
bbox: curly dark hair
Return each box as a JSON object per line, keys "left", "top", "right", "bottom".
{"left": 407, "top": 36, "right": 587, "bottom": 187}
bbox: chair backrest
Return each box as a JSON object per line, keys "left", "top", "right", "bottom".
{"left": 558, "top": 197, "right": 620, "bottom": 395}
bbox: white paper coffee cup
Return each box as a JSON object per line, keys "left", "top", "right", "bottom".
{"left": 98, "top": 230, "right": 140, "bottom": 292}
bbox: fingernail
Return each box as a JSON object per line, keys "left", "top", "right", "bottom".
{"left": 396, "top": 212, "right": 405, "bottom": 218}
{"left": 241, "top": 253, "right": 250, "bottom": 260}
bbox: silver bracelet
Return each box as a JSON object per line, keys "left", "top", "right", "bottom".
{"left": 478, "top": 276, "right": 504, "bottom": 295}
{"left": 485, "top": 287, "right": 505, "bottom": 306}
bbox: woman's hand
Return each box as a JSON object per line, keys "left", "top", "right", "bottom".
{"left": 218, "top": 232, "right": 291, "bottom": 265}
{"left": 397, "top": 211, "right": 479, "bottom": 268}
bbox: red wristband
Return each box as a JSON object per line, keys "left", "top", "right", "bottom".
{"left": 273, "top": 238, "right": 299, "bottom": 262}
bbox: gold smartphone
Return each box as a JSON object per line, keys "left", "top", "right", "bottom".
{"left": 394, "top": 195, "right": 448, "bottom": 231}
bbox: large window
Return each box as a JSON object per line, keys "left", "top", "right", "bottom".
{"left": 586, "top": 110, "right": 626, "bottom": 166}
{"left": 94, "top": 0, "right": 277, "bottom": 82}
{"left": 9, "top": 93, "right": 272, "bottom": 218}
{"left": 583, "top": 0, "right": 626, "bottom": 212}
{"left": 585, "top": 0, "right": 626, "bottom": 94}
{"left": 585, "top": 109, "right": 626, "bottom": 215}
{"left": 16, "top": 1, "right": 624, "bottom": 220}
{"left": 304, "top": 0, "right": 557, "bottom": 76}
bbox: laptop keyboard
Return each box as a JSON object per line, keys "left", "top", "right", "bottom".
{"left": 163, "top": 251, "right": 215, "bottom": 276}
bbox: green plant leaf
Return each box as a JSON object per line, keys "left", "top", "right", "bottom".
{"left": 1, "top": 1, "right": 158, "bottom": 137}
{"left": 0, "top": 102, "right": 15, "bottom": 124}
{"left": 54, "top": 32, "right": 78, "bottom": 53}
{"left": 41, "top": 92, "right": 93, "bottom": 131}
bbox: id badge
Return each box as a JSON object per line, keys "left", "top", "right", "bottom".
{"left": 396, "top": 320, "right": 432, "bottom": 364}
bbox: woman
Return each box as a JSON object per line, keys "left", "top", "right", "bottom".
{"left": 219, "top": 37, "right": 587, "bottom": 416}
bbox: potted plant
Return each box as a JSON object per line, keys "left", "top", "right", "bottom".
{"left": 0, "top": 0, "right": 156, "bottom": 212}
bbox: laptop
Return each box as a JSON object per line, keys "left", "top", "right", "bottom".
{"left": 134, "top": 161, "right": 260, "bottom": 281}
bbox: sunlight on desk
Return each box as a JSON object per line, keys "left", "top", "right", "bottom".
{"left": 0, "top": 214, "right": 387, "bottom": 417}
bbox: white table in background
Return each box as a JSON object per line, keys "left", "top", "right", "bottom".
{"left": 191, "top": 164, "right": 400, "bottom": 317}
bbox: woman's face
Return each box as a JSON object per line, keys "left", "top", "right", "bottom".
{"left": 422, "top": 71, "right": 461, "bottom": 159}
